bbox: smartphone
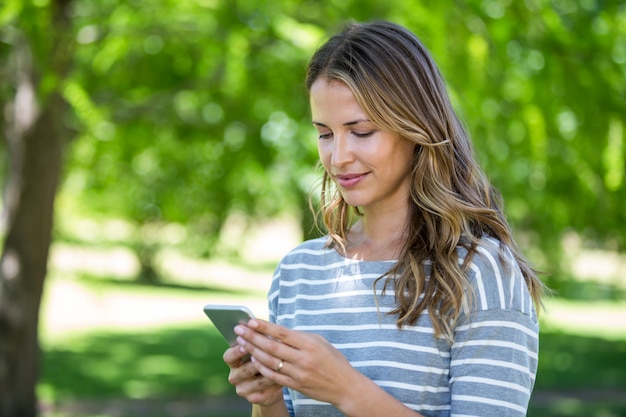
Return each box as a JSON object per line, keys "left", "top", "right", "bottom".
{"left": 203, "top": 304, "right": 255, "bottom": 346}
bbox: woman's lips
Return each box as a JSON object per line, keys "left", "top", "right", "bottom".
{"left": 335, "top": 173, "right": 367, "bottom": 188}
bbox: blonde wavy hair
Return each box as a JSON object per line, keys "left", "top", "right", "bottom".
{"left": 306, "top": 21, "right": 544, "bottom": 340}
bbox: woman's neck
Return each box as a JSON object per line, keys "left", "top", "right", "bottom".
{"left": 344, "top": 206, "right": 410, "bottom": 261}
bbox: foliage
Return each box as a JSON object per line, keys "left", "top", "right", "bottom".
{"left": 57, "top": 0, "right": 395, "bottom": 259}
{"left": 2, "top": 0, "right": 625, "bottom": 280}
{"left": 384, "top": 1, "right": 626, "bottom": 285}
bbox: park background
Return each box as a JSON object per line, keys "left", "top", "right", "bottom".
{"left": 1, "top": 0, "right": 625, "bottom": 416}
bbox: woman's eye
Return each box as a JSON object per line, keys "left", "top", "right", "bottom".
{"left": 354, "top": 131, "right": 375, "bottom": 138}
{"left": 318, "top": 132, "right": 333, "bottom": 140}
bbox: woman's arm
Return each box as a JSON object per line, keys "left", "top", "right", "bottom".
{"left": 252, "top": 402, "right": 290, "bottom": 417}
{"left": 331, "top": 371, "right": 425, "bottom": 417}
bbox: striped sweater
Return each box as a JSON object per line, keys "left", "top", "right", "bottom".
{"left": 268, "top": 236, "right": 538, "bottom": 417}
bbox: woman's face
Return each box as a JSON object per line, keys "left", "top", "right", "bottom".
{"left": 310, "top": 79, "right": 415, "bottom": 213}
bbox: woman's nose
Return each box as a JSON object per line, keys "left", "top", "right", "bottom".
{"left": 330, "top": 134, "right": 353, "bottom": 167}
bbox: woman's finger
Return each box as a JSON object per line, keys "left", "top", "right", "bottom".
{"left": 235, "top": 323, "right": 298, "bottom": 367}
{"left": 248, "top": 354, "right": 296, "bottom": 389}
{"left": 229, "top": 358, "right": 260, "bottom": 382}
{"left": 247, "top": 319, "right": 299, "bottom": 346}
{"left": 223, "top": 343, "right": 250, "bottom": 367}
{"left": 242, "top": 338, "right": 291, "bottom": 375}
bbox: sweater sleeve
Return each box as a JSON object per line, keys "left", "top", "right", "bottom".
{"left": 449, "top": 309, "right": 538, "bottom": 416}
{"left": 449, "top": 239, "right": 539, "bottom": 416}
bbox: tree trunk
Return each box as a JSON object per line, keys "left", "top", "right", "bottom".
{"left": 0, "top": 1, "right": 72, "bottom": 415}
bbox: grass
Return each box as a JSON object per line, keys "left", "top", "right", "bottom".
{"left": 40, "top": 324, "right": 626, "bottom": 417}
{"left": 38, "top": 247, "right": 626, "bottom": 417}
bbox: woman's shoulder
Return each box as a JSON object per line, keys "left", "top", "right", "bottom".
{"left": 459, "top": 236, "right": 536, "bottom": 318}
{"left": 276, "top": 236, "right": 334, "bottom": 265}
{"left": 458, "top": 235, "right": 512, "bottom": 271}
{"left": 283, "top": 236, "right": 330, "bottom": 255}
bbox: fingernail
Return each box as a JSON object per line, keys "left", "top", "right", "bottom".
{"left": 234, "top": 325, "right": 244, "bottom": 335}
{"left": 236, "top": 336, "right": 246, "bottom": 346}
{"left": 248, "top": 319, "right": 258, "bottom": 328}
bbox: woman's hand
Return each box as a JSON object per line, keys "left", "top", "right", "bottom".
{"left": 222, "top": 333, "right": 284, "bottom": 407}
{"left": 234, "top": 319, "right": 359, "bottom": 408}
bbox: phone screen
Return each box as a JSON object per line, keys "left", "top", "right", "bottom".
{"left": 203, "top": 304, "right": 255, "bottom": 346}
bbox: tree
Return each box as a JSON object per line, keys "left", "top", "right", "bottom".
{"left": 326, "top": 0, "right": 623, "bottom": 284}
{"left": 0, "top": 0, "right": 390, "bottom": 412}
{"left": 386, "top": 1, "right": 626, "bottom": 286}
{"left": 58, "top": 1, "right": 625, "bottom": 288}
{"left": 0, "top": 0, "right": 74, "bottom": 415}
{"left": 59, "top": 0, "right": 394, "bottom": 275}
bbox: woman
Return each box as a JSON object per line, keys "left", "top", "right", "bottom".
{"left": 224, "top": 20, "right": 545, "bottom": 417}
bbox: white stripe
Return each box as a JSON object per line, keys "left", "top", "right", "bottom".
{"left": 377, "top": 380, "right": 449, "bottom": 393}
{"left": 277, "top": 273, "right": 382, "bottom": 287}
{"left": 406, "top": 403, "right": 451, "bottom": 411}
{"left": 294, "top": 323, "right": 435, "bottom": 334}
{"left": 469, "top": 263, "right": 488, "bottom": 309}
{"left": 454, "top": 339, "right": 538, "bottom": 360}
{"left": 502, "top": 245, "right": 520, "bottom": 310}
{"left": 451, "top": 358, "right": 534, "bottom": 378}
{"left": 455, "top": 320, "right": 538, "bottom": 339}
{"left": 452, "top": 394, "right": 527, "bottom": 413}
{"left": 279, "top": 289, "right": 374, "bottom": 303}
{"left": 509, "top": 268, "right": 516, "bottom": 306}
{"left": 335, "top": 340, "right": 450, "bottom": 357}
{"left": 281, "top": 260, "right": 353, "bottom": 271}
{"left": 278, "top": 306, "right": 392, "bottom": 320}
{"left": 528, "top": 283, "right": 535, "bottom": 320}
{"left": 293, "top": 398, "right": 330, "bottom": 406}
{"left": 282, "top": 258, "right": 394, "bottom": 271}
{"left": 477, "top": 246, "right": 506, "bottom": 309}
{"left": 352, "top": 360, "right": 449, "bottom": 375}
{"left": 520, "top": 268, "right": 526, "bottom": 314}
{"left": 450, "top": 375, "right": 530, "bottom": 395}
{"left": 294, "top": 394, "right": 451, "bottom": 412}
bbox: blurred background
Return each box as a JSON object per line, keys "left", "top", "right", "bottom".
{"left": 1, "top": 0, "right": 625, "bottom": 416}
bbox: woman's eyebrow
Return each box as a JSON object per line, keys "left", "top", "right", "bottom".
{"left": 312, "top": 119, "right": 371, "bottom": 127}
